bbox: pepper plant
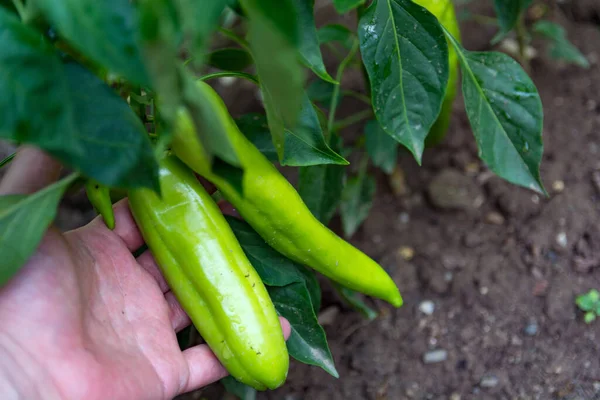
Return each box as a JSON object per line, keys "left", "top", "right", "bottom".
{"left": 0, "top": 0, "right": 546, "bottom": 396}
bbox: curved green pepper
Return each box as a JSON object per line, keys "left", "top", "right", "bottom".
{"left": 415, "top": 0, "right": 461, "bottom": 147}
{"left": 85, "top": 179, "right": 115, "bottom": 229}
{"left": 128, "top": 155, "right": 289, "bottom": 390}
{"left": 172, "top": 82, "right": 402, "bottom": 308}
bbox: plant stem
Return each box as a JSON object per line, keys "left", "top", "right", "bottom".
{"left": 327, "top": 40, "right": 359, "bottom": 139}
{"left": 341, "top": 90, "right": 371, "bottom": 105}
{"left": 218, "top": 28, "right": 252, "bottom": 53}
{"left": 515, "top": 14, "right": 530, "bottom": 73}
{"left": 333, "top": 109, "right": 373, "bottom": 131}
{"left": 0, "top": 152, "right": 16, "bottom": 169}
{"left": 11, "top": 0, "right": 26, "bottom": 21}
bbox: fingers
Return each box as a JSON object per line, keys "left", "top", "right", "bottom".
{"left": 136, "top": 250, "right": 169, "bottom": 293}
{"left": 181, "top": 345, "right": 229, "bottom": 393}
{"left": 166, "top": 291, "right": 191, "bottom": 332}
{"left": 178, "top": 316, "right": 292, "bottom": 394}
{"left": 0, "top": 146, "right": 62, "bottom": 195}
{"left": 96, "top": 198, "right": 146, "bottom": 252}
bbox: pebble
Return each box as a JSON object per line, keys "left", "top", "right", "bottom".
{"left": 317, "top": 306, "right": 340, "bottom": 326}
{"left": 594, "top": 382, "right": 600, "bottom": 392}
{"left": 399, "top": 246, "right": 415, "bottom": 261}
{"left": 423, "top": 349, "right": 447, "bottom": 364}
{"left": 450, "top": 394, "right": 461, "bottom": 400}
{"left": 556, "top": 232, "right": 568, "bottom": 248}
{"left": 398, "top": 212, "right": 410, "bottom": 224}
{"left": 524, "top": 321, "right": 538, "bottom": 336}
{"left": 480, "top": 375, "right": 499, "bottom": 388}
{"left": 485, "top": 211, "right": 505, "bottom": 225}
{"left": 552, "top": 180, "right": 565, "bottom": 193}
{"left": 427, "top": 169, "right": 485, "bottom": 211}
{"left": 418, "top": 300, "right": 435, "bottom": 315}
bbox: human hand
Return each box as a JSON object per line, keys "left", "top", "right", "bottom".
{"left": 0, "top": 147, "right": 291, "bottom": 400}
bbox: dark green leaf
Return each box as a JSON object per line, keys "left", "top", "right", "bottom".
{"left": 31, "top": 0, "right": 149, "bottom": 85}
{"left": 492, "top": 0, "right": 532, "bottom": 38}
{"left": 293, "top": 0, "right": 335, "bottom": 83}
{"left": 298, "top": 134, "right": 346, "bottom": 224}
{"left": 235, "top": 114, "right": 278, "bottom": 161}
{"left": 358, "top": 0, "right": 449, "bottom": 164}
{"left": 306, "top": 79, "right": 341, "bottom": 110}
{"left": 365, "top": 120, "right": 398, "bottom": 174}
{"left": 0, "top": 174, "right": 77, "bottom": 286}
{"left": 221, "top": 376, "right": 257, "bottom": 400}
{"left": 333, "top": 0, "right": 365, "bottom": 14}
{"left": 340, "top": 171, "right": 376, "bottom": 237}
{"left": 318, "top": 23, "right": 354, "bottom": 47}
{"left": 176, "top": 0, "right": 230, "bottom": 63}
{"left": 334, "top": 283, "right": 378, "bottom": 320}
{"left": 242, "top": 0, "right": 304, "bottom": 160}
{"left": 207, "top": 48, "right": 254, "bottom": 71}
{"left": 282, "top": 93, "right": 349, "bottom": 166}
{"left": 533, "top": 21, "right": 589, "bottom": 68}
{"left": 270, "top": 283, "right": 339, "bottom": 378}
{"left": 445, "top": 31, "right": 545, "bottom": 194}
{"left": 0, "top": 8, "right": 80, "bottom": 159}
{"left": 226, "top": 217, "right": 336, "bottom": 377}
{"left": 64, "top": 63, "right": 160, "bottom": 190}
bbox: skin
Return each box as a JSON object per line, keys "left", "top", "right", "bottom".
{"left": 0, "top": 147, "right": 291, "bottom": 400}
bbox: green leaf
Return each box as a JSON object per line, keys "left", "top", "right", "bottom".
{"left": 235, "top": 114, "right": 279, "bottom": 161}
{"left": 333, "top": 0, "right": 365, "bottom": 14}
{"left": 576, "top": 289, "right": 600, "bottom": 312}
{"left": 221, "top": 376, "right": 257, "bottom": 400}
{"left": 318, "top": 24, "right": 354, "bottom": 48}
{"left": 340, "top": 171, "right": 376, "bottom": 237}
{"left": 0, "top": 174, "right": 78, "bottom": 286}
{"left": 298, "top": 134, "right": 346, "bottom": 224}
{"left": 584, "top": 312, "right": 596, "bottom": 324}
{"left": 242, "top": 0, "right": 304, "bottom": 161}
{"left": 226, "top": 217, "right": 337, "bottom": 377}
{"left": 0, "top": 8, "right": 80, "bottom": 159}
{"left": 444, "top": 30, "right": 546, "bottom": 194}
{"left": 207, "top": 48, "right": 254, "bottom": 71}
{"left": 358, "top": 0, "right": 449, "bottom": 164}
{"left": 282, "top": 93, "right": 349, "bottom": 166}
{"left": 334, "top": 283, "right": 378, "bottom": 320}
{"left": 306, "top": 79, "right": 341, "bottom": 110}
{"left": 293, "top": 0, "right": 335, "bottom": 83}
{"left": 31, "top": 0, "right": 150, "bottom": 86}
{"left": 492, "top": 0, "right": 532, "bottom": 38}
{"left": 365, "top": 120, "right": 398, "bottom": 174}
{"left": 533, "top": 21, "right": 589, "bottom": 69}
{"left": 176, "top": 0, "right": 230, "bottom": 63}
{"left": 64, "top": 63, "right": 160, "bottom": 190}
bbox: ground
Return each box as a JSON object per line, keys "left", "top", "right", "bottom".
{"left": 5, "top": 1, "right": 598, "bottom": 399}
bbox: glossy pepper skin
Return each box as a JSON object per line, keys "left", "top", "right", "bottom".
{"left": 85, "top": 179, "right": 115, "bottom": 229}
{"left": 415, "top": 0, "right": 461, "bottom": 147}
{"left": 128, "top": 155, "right": 289, "bottom": 390}
{"left": 172, "top": 82, "right": 402, "bottom": 308}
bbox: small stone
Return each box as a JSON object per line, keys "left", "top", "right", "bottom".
{"left": 423, "top": 349, "right": 447, "bottom": 364}
{"left": 532, "top": 280, "right": 549, "bottom": 296}
{"left": 398, "top": 212, "right": 410, "bottom": 224}
{"left": 485, "top": 211, "right": 505, "bottom": 225}
{"left": 317, "top": 306, "right": 340, "bottom": 326}
{"left": 389, "top": 167, "right": 410, "bottom": 197}
{"left": 427, "top": 169, "right": 485, "bottom": 211}
{"left": 480, "top": 286, "right": 489, "bottom": 295}
{"left": 593, "top": 382, "right": 600, "bottom": 392}
{"left": 464, "top": 162, "right": 479, "bottom": 175}
{"left": 511, "top": 335, "right": 523, "bottom": 346}
{"left": 524, "top": 321, "right": 538, "bottom": 336}
{"left": 552, "top": 180, "right": 565, "bottom": 193}
{"left": 556, "top": 232, "right": 568, "bottom": 248}
{"left": 480, "top": 375, "right": 499, "bottom": 388}
{"left": 531, "top": 195, "right": 540, "bottom": 204}
{"left": 450, "top": 393, "right": 461, "bottom": 400}
{"left": 399, "top": 246, "right": 415, "bottom": 261}
{"left": 418, "top": 300, "right": 435, "bottom": 315}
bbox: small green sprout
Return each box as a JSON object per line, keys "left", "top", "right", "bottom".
{"left": 575, "top": 289, "right": 600, "bottom": 324}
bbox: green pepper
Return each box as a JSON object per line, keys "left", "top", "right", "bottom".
{"left": 172, "top": 82, "right": 402, "bottom": 308}
{"left": 85, "top": 179, "right": 115, "bottom": 230}
{"left": 414, "top": 0, "right": 461, "bottom": 147}
{"left": 128, "top": 155, "right": 289, "bottom": 390}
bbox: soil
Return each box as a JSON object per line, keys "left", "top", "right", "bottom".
{"left": 9, "top": 1, "right": 598, "bottom": 399}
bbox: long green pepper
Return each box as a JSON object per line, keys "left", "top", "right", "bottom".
{"left": 128, "top": 155, "right": 289, "bottom": 390}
